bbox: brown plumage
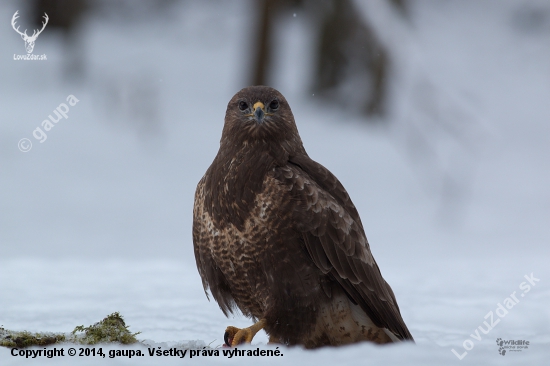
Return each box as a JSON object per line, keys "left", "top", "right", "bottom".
{"left": 192, "top": 86, "right": 413, "bottom": 348}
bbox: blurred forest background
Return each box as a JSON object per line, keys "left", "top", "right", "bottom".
{"left": 30, "top": 0, "right": 397, "bottom": 113}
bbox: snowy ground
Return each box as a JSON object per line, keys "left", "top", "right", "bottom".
{"left": 1, "top": 0, "right": 549, "bottom": 365}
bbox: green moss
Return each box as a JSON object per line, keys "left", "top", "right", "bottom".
{"left": 0, "top": 312, "right": 140, "bottom": 348}
{"left": 71, "top": 312, "right": 140, "bottom": 345}
{"left": 0, "top": 328, "right": 65, "bottom": 348}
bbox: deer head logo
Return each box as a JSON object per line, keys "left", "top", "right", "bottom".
{"left": 11, "top": 11, "right": 49, "bottom": 54}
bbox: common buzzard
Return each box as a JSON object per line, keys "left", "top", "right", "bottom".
{"left": 193, "top": 86, "right": 413, "bottom": 348}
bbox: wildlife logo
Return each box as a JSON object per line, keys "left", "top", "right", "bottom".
{"left": 496, "top": 338, "right": 529, "bottom": 356}
{"left": 11, "top": 10, "right": 48, "bottom": 60}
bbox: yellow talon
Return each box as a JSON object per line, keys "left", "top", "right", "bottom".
{"left": 224, "top": 319, "right": 266, "bottom": 347}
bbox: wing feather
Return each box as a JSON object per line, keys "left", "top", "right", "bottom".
{"left": 273, "top": 154, "right": 413, "bottom": 341}
{"left": 192, "top": 176, "right": 237, "bottom": 316}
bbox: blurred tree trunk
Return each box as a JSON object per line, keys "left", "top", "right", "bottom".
{"left": 32, "top": 0, "right": 88, "bottom": 80}
{"left": 252, "top": 0, "right": 276, "bottom": 87}
{"left": 250, "top": 0, "right": 395, "bottom": 118}
{"left": 313, "top": 0, "right": 388, "bottom": 116}
{"left": 33, "top": 0, "right": 87, "bottom": 30}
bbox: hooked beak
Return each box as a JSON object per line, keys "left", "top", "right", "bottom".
{"left": 253, "top": 101, "right": 265, "bottom": 123}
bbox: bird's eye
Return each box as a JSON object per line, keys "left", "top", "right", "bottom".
{"left": 239, "top": 101, "right": 248, "bottom": 111}
{"left": 269, "top": 100, "right": 279, "bottom": 110}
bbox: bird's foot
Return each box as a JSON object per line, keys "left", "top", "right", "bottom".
{"left": 224, "top": 318, "right": 266, "bottom": 347}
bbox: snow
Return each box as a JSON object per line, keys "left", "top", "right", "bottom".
{"left": 1, "top": 0, "right": 549, "bottom": 365}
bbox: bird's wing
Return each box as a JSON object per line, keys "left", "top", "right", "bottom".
{"left": 272, "top": 154, "right": 413, "bottom": 341}
{"left": 192, "top": 176, "right": 237, "bottom": 316}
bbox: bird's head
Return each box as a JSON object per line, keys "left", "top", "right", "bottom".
{"left": 221, "top": 86, "right": 304, "bottom": 155}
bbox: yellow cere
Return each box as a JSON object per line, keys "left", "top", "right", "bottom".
{"left": 253, "top": 102, "right": 265, "bottom": 111}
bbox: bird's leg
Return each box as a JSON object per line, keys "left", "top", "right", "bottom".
{"left": 224, "top": 318, "right": 266, "bottom": 347}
